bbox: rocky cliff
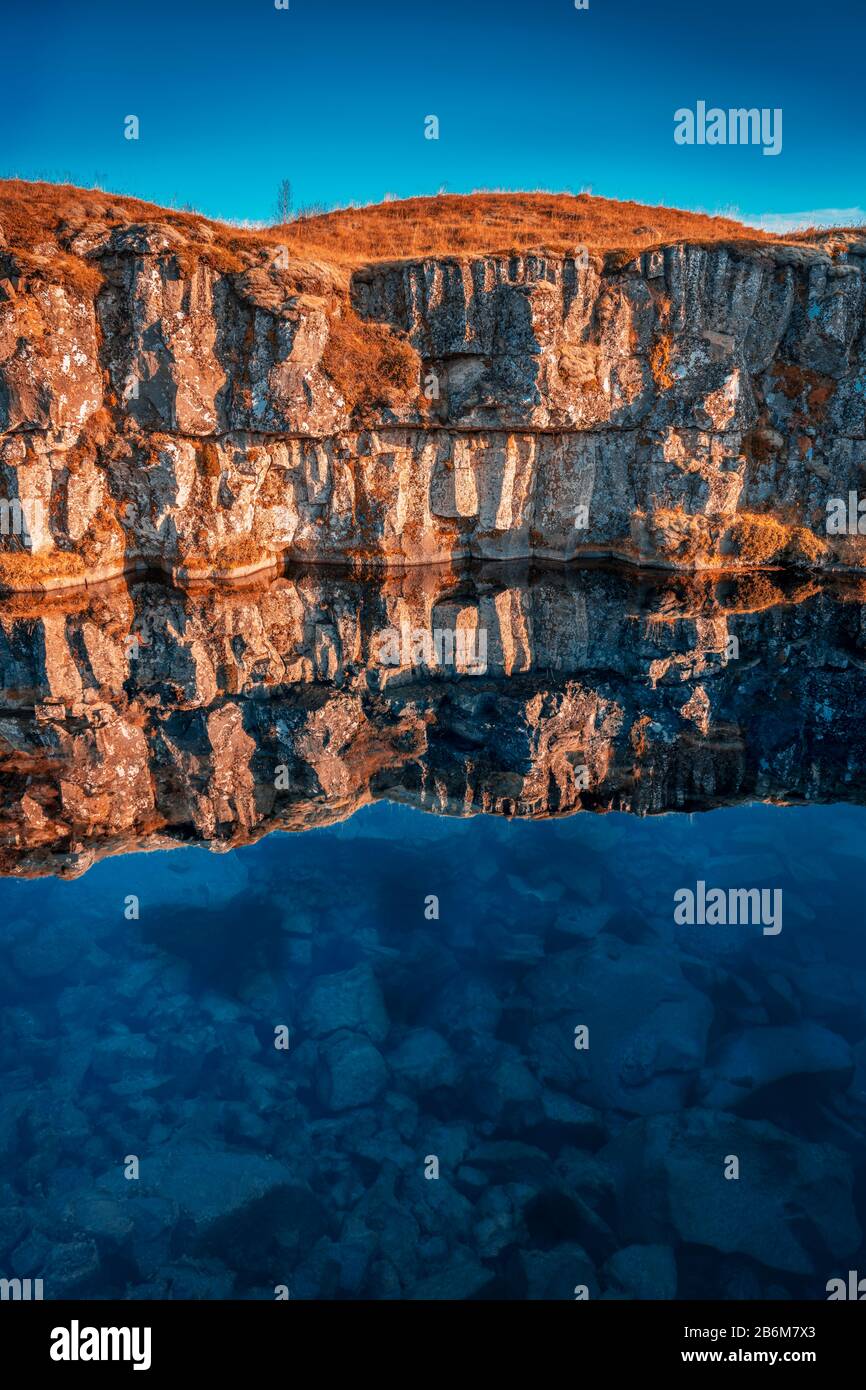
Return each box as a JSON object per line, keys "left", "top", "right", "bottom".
{"left": 1, "top": 563, "right": 864, "bottom": 877}
{"left": 2, "top": 184, "right": 866, "bottom": 590}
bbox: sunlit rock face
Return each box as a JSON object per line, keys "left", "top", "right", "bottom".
{"left": 2, "top": 222, "right": 866, "bottom": 588}
{"left": 1, "top": 564, "right": 865, "bottom": 878}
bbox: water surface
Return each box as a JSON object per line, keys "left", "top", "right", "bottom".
{"left": 1, "top": 799, "right": 864, "bottom": 1300}
{"left": 1, "top": 565, "right": 865, "bottom": 1300}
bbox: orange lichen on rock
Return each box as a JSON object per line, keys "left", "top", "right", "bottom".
{"left": 650, "top": 335, "right": 675, "bottom": 390}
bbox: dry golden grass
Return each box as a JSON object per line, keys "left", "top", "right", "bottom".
{"left": 649, "top": 506, "right": 829, "bottom": 568}
{"left": 275, "top": 190, "right": 789, "bottom": 264}
{"left": 0, "top": 549, "right": 87, "bottom": 588}
{"left": 181, "top": 537, "right": 273, "bottom": 574}
{"left": 0, "top": 179, "right": 240, "bottom": 295}
{"left": 642, "top": 571, "right": 822, "bottom": 620}
{"left": 322, "top": 309, "right": 419, "bottom": 413}
{"left": 3, "top": 179, "right": 860, "bottom": 296}
{"left": 730, "top": 513, "right": 827, "bottom": 566}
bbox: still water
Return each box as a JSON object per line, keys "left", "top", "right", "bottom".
{"left": 1, "top": 565, "right": 865, "bottom": 1299}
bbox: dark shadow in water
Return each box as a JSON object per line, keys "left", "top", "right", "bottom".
{"left": 140, "top": 896, "right": 286, "bottom": 996}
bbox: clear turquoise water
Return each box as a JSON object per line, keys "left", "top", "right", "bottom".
{"left": 1, "top": 798, "right": 864, "bottom": 1299}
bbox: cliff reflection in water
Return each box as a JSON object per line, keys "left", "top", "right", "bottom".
{"left": 2, "top": 562, "right": 866, "bottom": 876}
{"left": 0, "top": 564, "right": 865, "bottom": 1300}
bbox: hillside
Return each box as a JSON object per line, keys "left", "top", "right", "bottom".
{"left": 1, "top": 179, "right": 855, "bottom": 289}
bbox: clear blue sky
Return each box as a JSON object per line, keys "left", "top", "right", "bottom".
{"left": 2, "top": 0, "right": 863, "bottom": 225}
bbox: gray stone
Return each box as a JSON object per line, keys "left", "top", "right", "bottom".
{"left": 137, "top": 1147, "right": 322, "bottom": 1254}
{"left": 300, "top": 963, "right": 389, "bottom": 1043}
{"left": 527, "top": 938, "right": 712, "bottom": 1113}
{"left": 521, "top": 1243, "right": 598, "bottom": 1300}
{"left": 388, "top": 1028, "right": 459, "bottom": 1092}
{"left": 701, "top": 1022, "right": 853, "bottom": 1108}
{"left": 603, "top": 1244, "right": 677, "bottom": 1299}
{"left": 317, "top": 1031, "right": 388, "bottom": 1111}
{"left": 410, "top": 1248, "right": 494, "bottom": 1300}
{"left": 603, "top": 1110, "right": 860, "bottom": 1275}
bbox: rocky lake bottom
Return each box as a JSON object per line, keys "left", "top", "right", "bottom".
{"left": 1, "top": 799, "right": 865, "bottom": 1301}
{"left": 1, "top": 562, "right": 866, "bottom": 1300}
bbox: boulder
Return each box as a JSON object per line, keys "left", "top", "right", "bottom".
{"left": 603, "top": 1244, "right": 677, "bottom": 1299}
{"left": 136, "top": 1147, "right": 323, "bottom": 1257}
{"left": 521, "top": 1244, "right": 599, "bottom": 1300}
{"left": 603, "top": 1110, "right": 860, "bottom": 1276}
{"left": 317, "top": 1031, "right": 387, "bottom": 1111}
{"left": 526, "top": 938, "right": 712, "bottom": 1113}
{"left": 700, "top": 1022, "right": 853, "bottom": 1109}
{"left": 388, "top": 1027, "right": 459, "bottom": 1092}
{"left": 300, "top": 963, "right": 389, "bottom": 1043}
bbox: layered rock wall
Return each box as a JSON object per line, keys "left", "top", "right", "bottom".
{"left": 2, "top": 221, "right": 866, "bottom": 588}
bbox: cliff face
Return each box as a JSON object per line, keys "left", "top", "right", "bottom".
{"left": 1, "top": 564, "right": 865, "bottom": 878}
{"left": 2, "top": 187, "right": 866, "bottom": 589}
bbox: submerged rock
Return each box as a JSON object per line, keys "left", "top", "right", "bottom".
{"left": 526, "top": 938, "right": 713, "bottom": 1114}
{"left": 521, "top": 1244, "right": 598, "bottom": 1300}
{"left": 389, "top": 1028, "right": 460, "bottom": 1092}
{"left": 603, "top": 1244, "right": 677, "bottom": 1300}
{"left": 317, "top": 1031, "right": 388, "bottom": 1111}
{"left": 300, "top": 963, "right": 389, "bottom": 1044}
{"left": 134, "top": 1147, "right": 322, "bottom": 1256}
{"left": 700, "top": 1022, "right": 853, "bottom": 1109}
{"left": 604, "top": 1110, "right": 860, "bottom": 1275}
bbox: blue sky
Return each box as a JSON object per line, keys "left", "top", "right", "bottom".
{"left": 2, "top": 0, "right": 863, "bottom": 226}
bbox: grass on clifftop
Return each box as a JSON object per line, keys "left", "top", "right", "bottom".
{"left": 271, "top": 191, "right": 785, "bottom": 263}
{"left": 3, "top": 180, "right": 860, "bottom": 286}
